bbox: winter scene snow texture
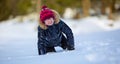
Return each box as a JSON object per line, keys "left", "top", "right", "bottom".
{"left": 0, "top": 15, "right": 120, "bottom": 64}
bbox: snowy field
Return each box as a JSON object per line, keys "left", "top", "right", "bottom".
{"left": 0, "top": 16, "right": 120, "bottom": 64}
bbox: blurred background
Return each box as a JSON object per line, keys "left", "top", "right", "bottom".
{"left": 0, "top": 0, "right": 120, "bottom": 64}
{"left": 0, "top": 0, "right": 120, "bottom": 21}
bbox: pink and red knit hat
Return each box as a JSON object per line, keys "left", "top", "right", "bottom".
{"left": 40, "top": 6, "right": 55, "bottom": 23}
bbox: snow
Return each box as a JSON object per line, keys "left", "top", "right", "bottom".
{"left": 0, "top": 16, "right": 120, "bottom": 64}
{"left": 63, "top": 8, "right": 76, "bottom": 19}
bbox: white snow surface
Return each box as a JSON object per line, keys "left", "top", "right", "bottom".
{"left": 0, "top": 16, "right": 120, "bottom": 64}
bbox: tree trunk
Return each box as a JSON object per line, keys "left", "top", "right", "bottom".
{"left": 108, "top": 0, "right": 116, "bottom": 19}
{"left": 36, "top": 0, "right": 41, "bottom": 13}
{"left": 82, "top": 0, "right": 91, "bottom": 17}
{"left": 101, "top": 0, "right": 107, "bottom": 15}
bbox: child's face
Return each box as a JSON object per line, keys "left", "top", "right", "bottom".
{"left": 44, "top": 18, "right": 54, "bottom": 26}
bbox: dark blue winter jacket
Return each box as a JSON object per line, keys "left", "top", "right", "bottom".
{"left": 38, "top": 20, "right": 74, "bottom": 48}
{"left": 37, "top": 10, "right": 74, "bottom": 49}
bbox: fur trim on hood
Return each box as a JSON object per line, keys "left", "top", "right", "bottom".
{"left": 39, "top": 10, "right": 60, "bottom": 30}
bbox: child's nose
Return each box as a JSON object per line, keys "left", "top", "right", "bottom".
{"left": 48, "top": 19, "right": 51, "bottom": 22}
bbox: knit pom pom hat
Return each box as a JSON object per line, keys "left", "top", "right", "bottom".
{"left": 40, "top": 6, "right": 54, "bottom": 23}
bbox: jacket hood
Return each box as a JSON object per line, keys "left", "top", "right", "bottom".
{"left": 39, "top": 10, "right": 60, "bottom": 30}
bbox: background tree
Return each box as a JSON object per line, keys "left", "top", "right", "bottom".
{"left": 101, "top": 0, "right": 107, "bottom": 15}
{"left": 108, "top": 0, "right": 116, "bottom": 19}
{"left": 82, "top": 0, "right": 91, "bottom": 17}
{"left": 36, "top": 0, "right": 41, "bottom": 13}
{"left": 41, "top": 0, "right": 82, "bottom": 16}
{"left": 0, "top": 0, "right": 32, "bottom": 21}
{"left": 0, "top": 0, "right": 11, "bottom": 21}
{"left": 0, "top": 0, "right": 120, "bottom": 21}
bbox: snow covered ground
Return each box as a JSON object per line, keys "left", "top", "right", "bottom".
{"left": 0, "top": 16, "right": 120, "bottom": 64}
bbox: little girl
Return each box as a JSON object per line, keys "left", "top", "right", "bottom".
{"left": 37, "top": 6, "right": 75, "bottom": 55}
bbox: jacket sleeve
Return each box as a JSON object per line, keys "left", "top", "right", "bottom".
{"left": 37, "top": 27, "right": 45, "bottom": 49}
{"left": 59, "top": 20, "right": 74, "bottom": 48}
{"left": 37, "top": 27, "right": 47, "bottom": 55}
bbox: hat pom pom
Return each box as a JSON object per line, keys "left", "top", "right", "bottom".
{"left": 42, "top": 5, "right": 47, "bottom": 10}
